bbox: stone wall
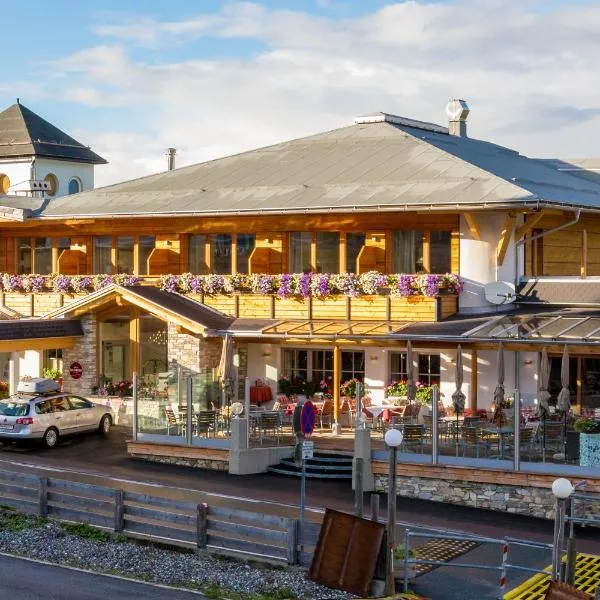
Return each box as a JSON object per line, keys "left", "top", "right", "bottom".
{"left": 62, "top": 313, "right": 97, "bottom": 395}
{"left": 167, "top": 322, "right": 222, "bottom": 375}
{"left": 374, "top": 472, "right": 600, "bottom": 521}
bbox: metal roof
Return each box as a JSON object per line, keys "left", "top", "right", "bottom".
{"left": 0, "top": 319, "right": 82, "bottom": 341}
{"left": 0, "top": 103, "right": 106, "bottom": 164}
{"left": 15, "top": 116, "right": 600, "bottom": 220}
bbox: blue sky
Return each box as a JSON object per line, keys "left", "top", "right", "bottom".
{"left": 3, "top": 1, "right": 599, "bottom": 185}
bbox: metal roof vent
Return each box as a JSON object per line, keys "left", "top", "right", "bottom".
{"left": 445, "top": 99, "right": 470, "bottom": 137}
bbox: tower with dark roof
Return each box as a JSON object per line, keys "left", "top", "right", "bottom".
{"left": 0, "top": 101, "right": 107, "bottom": 198}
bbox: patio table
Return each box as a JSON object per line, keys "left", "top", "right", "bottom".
{"left": 481, "top": 426, "right": 514, "bottom": 459}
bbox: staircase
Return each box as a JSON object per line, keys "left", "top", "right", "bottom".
{"left": 268, "top": 452, "right": 353, "bottom": 480}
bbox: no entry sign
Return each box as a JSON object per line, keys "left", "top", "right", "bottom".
{"left": 300, "top": 400, "right": 316, "bottom": 436}
{"left": 69, "top": 362, "right": 83, "bottom": 380}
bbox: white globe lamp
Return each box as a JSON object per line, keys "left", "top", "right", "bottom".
{"left": 384, "top": 428, "right": 403, "bottom": 448}
{"left": 552, "top": 478, "right": 574, "bottom": 499}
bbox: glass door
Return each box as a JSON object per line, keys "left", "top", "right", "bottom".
{"left": 102, "top": 342, "right": 126, "bottom": 384}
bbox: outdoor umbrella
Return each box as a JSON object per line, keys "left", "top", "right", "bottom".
{"left": 406, "top": 340, "right": 416, "bottom": 405}
{"left": 452, "top": 345, "right": 466, "bottom": 454}
{"left": 217, "top": 334, "right": 234, "bottom": 407}
{"left": 537, "top": 347, "right": 551, "bottom": 418}
{"left": 492, "top": 343, "right": 506, "bottom": 425}
{"left": 556, "top": 344, "right": 571, "bottom": 413}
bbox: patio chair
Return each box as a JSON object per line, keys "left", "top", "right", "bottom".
{"left": 195, "top": 410, "right": 216, "bottom": 438}
{"left": 164, "top": 407, "right": 185, "bottom": 436}
{"left": 401, "top": 424, "right": 425, "bottom": 453}
{"left": 260, "top": 411, "right": 282, "bottom": 444}
{"left": 461, "top": 427, "right": 491, "bottom": 458}
{"left": 318, "top": 399, "right": 333, "bottom": 430}
{"left": 506, "top": 426, "right": 538, "bottom": 461}
{"left": 544, "top": 422, "right": 565, "bottom": 453}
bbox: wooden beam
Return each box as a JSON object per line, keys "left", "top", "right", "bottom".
{"left": 129, "top": 308, "right": 140, "bottom": 377}
{"left": 422, "top": 231, "right": 431, "bottom": 272}
{"left": 333, "top": 345, "right": 341, "bottom": 425}
{"left": 0, "top": 336, "right": 76, "bottom": 352}
{"left": 339, "top": 232, "right": 347, "bottom": 274}
{"left": 581, "top": 229, "right": 588, "bottom": 278}
{"left": 464, "top": 213, "right": 481, "bottom": 241}
{"left": 470, "top": 349, "right": 478, "bottom": 413}
{"left": 514, "top": 211, "right": 547, "bottom": 240}
{"left": 497, "top": 214, "right": 517, "bottom": 266}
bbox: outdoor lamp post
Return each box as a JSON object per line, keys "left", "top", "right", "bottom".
{"left": 384, "top": 427, "right": 403, "bottom": 596}
{"left": 551, "top": 477, "right": 574, "bottom": 581}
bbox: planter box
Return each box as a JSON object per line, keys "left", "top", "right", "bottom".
{"left": 580, "top": 433, "right": 600, "bottom": 467}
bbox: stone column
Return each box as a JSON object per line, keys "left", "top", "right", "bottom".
{"left": 167, "top": 322, "right": 222, "bottom": 376}
{"left": 62, "top": 314, "right": 97, "bottom": 396}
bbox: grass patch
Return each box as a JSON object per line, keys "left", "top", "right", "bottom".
{"left": 0, "top": 508, "right": 46, "bottom": 532}
{"left": 61, "top": 522, "right": 114, "bottom": 543}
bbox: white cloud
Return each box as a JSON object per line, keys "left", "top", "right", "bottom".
{"left": 27, "top": 1, "right": 600, "bottom": 186}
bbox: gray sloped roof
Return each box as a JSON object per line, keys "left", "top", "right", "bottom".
{"left": 16, "top": 113, "right": 600, "bottom": 219}
{"left": 0, "top": 103, "right": 106, "bottom": 164}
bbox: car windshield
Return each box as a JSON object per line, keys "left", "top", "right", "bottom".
{"left": 0, "top": 401, "right": 30, "bottom": 416}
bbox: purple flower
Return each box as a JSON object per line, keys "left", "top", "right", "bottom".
{"left": 52, "top": 275, "right": 72, "bottom": 293}
{"left": 189, "top": 276, "right": 204, "bottom": 293}
{"left": 161, "top": 275, "right": 179, "bottom": 293}
{"left": 398, "top": 274, "right": 417, "bottom": 296}
{"left": 298, "top": 273, "right": 312, "bottom": 298}
{"left": 277, "top": 274, "right": 293, "bottom": 298}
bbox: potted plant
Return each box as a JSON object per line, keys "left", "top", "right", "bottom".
{"left": 576, "top": 417, "right": 600, "bottom": 467}
{"left": 393, "top": 545, "right": 419, "bottom": 580}
{"left": 385, "top": 380, "right": 408, "bottom": 404}
{"left": 43, "top": 367, "right": 63, "bottom": 391}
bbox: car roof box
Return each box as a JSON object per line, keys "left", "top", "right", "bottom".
{"left": 17, "top": 378, "right": 60, "bottom": 394}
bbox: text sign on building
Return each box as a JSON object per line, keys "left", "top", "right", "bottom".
{"left": 69, "top": 362, "right": 83, "bottom": 380}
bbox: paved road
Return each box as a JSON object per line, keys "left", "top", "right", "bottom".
{"left": 0, "top": 554, "right": 205, "bottom": 599}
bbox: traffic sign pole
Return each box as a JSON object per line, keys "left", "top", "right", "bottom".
{"left": 300, "top": 453, "right": 306, "bottom": 557}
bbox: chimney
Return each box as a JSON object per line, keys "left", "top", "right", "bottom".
{"left": 166, "top": 147, "right": 177, "bottom": 171}
{"left": 445, "top": 99, "right": 470, "bottom": 137}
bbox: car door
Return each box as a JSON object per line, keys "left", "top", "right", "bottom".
{"left": 68, "top": 396, "right": 97, "bottom": 432}
{"left": 50, "top": 396, "right": 77, "bottom": 433}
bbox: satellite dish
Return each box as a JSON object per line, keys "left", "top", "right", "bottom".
{"left": 231, "top": 402, "right": 244, "bottom": 417}
{"left": 484, "top": 281, "right": 516, "bottom": 305}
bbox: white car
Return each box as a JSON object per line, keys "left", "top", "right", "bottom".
{"left": 0, "top": 391, "right": 114, "bottom": 449}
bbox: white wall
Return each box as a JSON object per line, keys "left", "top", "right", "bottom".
{"left": 34, "top": 158, "right": 94, "bottom": 196}
{"left": 0, "top": 158, "right": 33, "bottom": 194}
{"left": 459, "top": 212, "right": 519, "bottom": 315}
{"left": 247, "top": 343, "right": 281, "bottom": 399}
{"left": 19, "top": 350, "right": 42, "bottom": 379}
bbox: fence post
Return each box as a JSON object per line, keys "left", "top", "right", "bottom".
{"left": 370, "top": 493, "right": 380, "bottom": 522}
{"left": 114, "top": 489, "right": 124, "bottom": 532}
{"left": 196, "top": 503, "right": 208, "bottom": 549}
{"left": 287, "top": 519, "right": 299, "bottom": 566}
{"left": 498, "top": 540, "right": 508, "bottom": 599}
{"left": 38, "top": 476, "right": 48, "bottom": 518}
{"left": 354, "top": 457, "right": 364, "bottom": 518}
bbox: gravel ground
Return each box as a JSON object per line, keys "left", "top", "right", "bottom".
{"left": 0, "top": 515, "right": 356, "bottom": 600}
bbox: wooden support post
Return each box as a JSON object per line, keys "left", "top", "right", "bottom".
{"left": 582, "top": 229, "right": 588, "bottom": 278}
{"left": 339, "top": 232, "right": 347, "bottom": 274}
{"left": 422, "top": 231, "right": 431, "bottom": 273}
{"left": 196, "top": 503, "right": 208, "bottom": 549}
{"left": 370, "top": 493, "right": 380, "bottom": 522}
{"left": 133, "top": 237, "right": 140, "bottom": 276}
{"left": 231, "top": 236, "right": 238, "bottom": 274}
{"left": 470, "top": 349, "right": 478, "bottom": 413}
{"left": 497, "top": 214, "right": 517, "bottom": 266}
{"left": 464, "top": 213, "right": 481, "bottom": 240}
{"left": 129, "top": 308, "right": 140, "bottom": 376}
{"left": 576, "top": 357, "right": 582, "bottom": 414}
{"left": 38, "top": 477, "right": 48, "bottom": 518}
{"left": 310, "top": 233, "right": 317, "bottom": 272}
{"left": 51, "top": 240, "right": 59, "bottom": 274}
{"left": 114, "top": 489, "right": 124, "bottom": 532}
{"left": 333, "top": 345, "right": 341, "bottom": 427}
{"left": 286, "top": 519, "right": 299, "bottom": 565}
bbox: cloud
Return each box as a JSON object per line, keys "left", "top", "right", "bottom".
{"left": 27, "top": 1, "right": 600, "bottom": 186}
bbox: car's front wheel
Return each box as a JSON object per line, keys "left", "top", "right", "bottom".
{"left": 99, "top": 414, "right": 112, "bottom": 436}
{"left": 42, "top": 427, "right": 59, "bottom": 449}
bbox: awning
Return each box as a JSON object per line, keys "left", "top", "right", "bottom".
{"left": 0, "top": 318, "right": 83, "bottom": 352}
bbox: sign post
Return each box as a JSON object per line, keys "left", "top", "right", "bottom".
{"left": 293, "top": 399, "right": 316, "bottom": 559}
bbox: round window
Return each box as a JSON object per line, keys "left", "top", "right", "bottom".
{"left": 44, "top": 173, "right": 58, "bottom": 196}
{"left": 0, "top": 173, "right": 10, "bottom": 194}
{"left": 68, "top": 177, "right": 81, "bottom": 195}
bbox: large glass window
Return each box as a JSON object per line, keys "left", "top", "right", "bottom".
{"left": 312, "top": 350, "right": 334, "bottom": 383}
{"left": 34, "top": 238, "right": 52, "bottom": 274}
{"left": 282, "top": 349, "right": 308, "bottom": 382}
{"left": 316, "top": 232, "right": 340, "bottom": 273}
{"left": 138, "top": 236, "right": 155, "bottom": 276}
{"left": 212, "top": 234, "right": 232, "bottom": 275}
{"left": 430, "top": 231, "right": 452, "bottom": 273}
{"left": 418, "top": 354, "right": 441, "bottom": 386}
{"left": 390, "top": 352, "right": 408, "bottom": 382}
{"left": 188, "top": 235, "right": 208, "bottom": 274}
{"left": 346, "top": 233, "right": 365, "bottom": 273}
{"left": 392, "top": 230, "right": 424, "bottom": 273}
{"left": 236, "top": 234, "right": 255, "bottom": 274}
{"left": 16, "top": 238, "right": 31, "bottom": 274}
{"left": 289, "top": 232, "right": 312, "bottom": 273}
{"left": 93, "top": 236, "right": 112, "bottom": 274}
{"left": 116, "top": 237, "right": 134, "bottom": 274}
{"left": 341, "top": 351, "right": 365, "bottom": 382}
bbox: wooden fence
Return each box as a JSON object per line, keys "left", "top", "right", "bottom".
{"left": 0, "top": 469, "right": 317, "bottom": 565}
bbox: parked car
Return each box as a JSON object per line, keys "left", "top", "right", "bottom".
{"left": 0, "top": 378, "right": 114, "bottom": 448}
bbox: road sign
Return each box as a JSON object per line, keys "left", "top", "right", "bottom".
{"left": 300, "top": 401, "right": 316, "bottom": 436}
{"left": 69, "top": 362, "right": 83, "bottom": 380}
{"left": 302, "top": 440, "right": 314, "bottom": 460}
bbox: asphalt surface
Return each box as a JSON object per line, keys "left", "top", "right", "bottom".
{"left": 0, "top": 426, "right": 599, "bottom": 599}
{"left": 0, "top": 554, "right": 205, "bottom": 599}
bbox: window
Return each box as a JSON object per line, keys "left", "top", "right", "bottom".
{"left": 282, "top": 349, "right": 308, "bottom": 381}
{"left": 341, "top": 351, "right": 365, "bottom": 382}
{"left": 392, "top": 230, "right": 424, "bottom": 273}
{"left": 312, "top": 350, "right": 334, "bottom": 383}
{"left": 51, "top": 397, "right": 70, "bottom": 412}
{"left": 390, "top": 352, "right": 408, "bottom": 382}
{"left": 212, "top": 234, "right": 232, "bottom": 274}
{"left": 115, "top": 237, "right": 134, "bottom": 274}
{"left": 68, "top": 178, "right": 81, "bottom": 195}
{"left": 316, "top": 232, "right": 340, "bottom": 273}
{"left": 35, "top": 400, "right": 53, "bottom": 415}
{"left": 58, "top": 238, "right": 71, "bottom": 253}
{"left": 0, "top": 401, "right": 29, "bottom": 416}
{"left": 16, "top": 237, "right": 52, "bottom": 274}
{"left": 430, "top": 231, "right": 451, "bottom": 273}
{"left": 289, "top": 232, "right": 312, "bottom": 272}
{"left": 138, "top": 236, "right": 155, "bottom": 276}
{"left": 236, "top": 234, "right": 255, "bottom": 274}
{"left": 44, "top": 173, "right": 58, "bottom": 197}
{"left": 44, "top": 349, "right": 63, "bottom": 373}
{"left": 0, "top": 173, "right": 10, "bottom": 194}
{"left": 69, "top": 397, "right": 92, "bottom": 410}
{"left": 346, "top": 233, "right": 365, "bottom": 273}
{"left": 93, "top": 236, "right": 112, "bottom": 273}
{"left": 418, "top": 354, "right": 441, "bottom": 386}
{"left": 188, "top": 235, "right": 208, "bottom": 274}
